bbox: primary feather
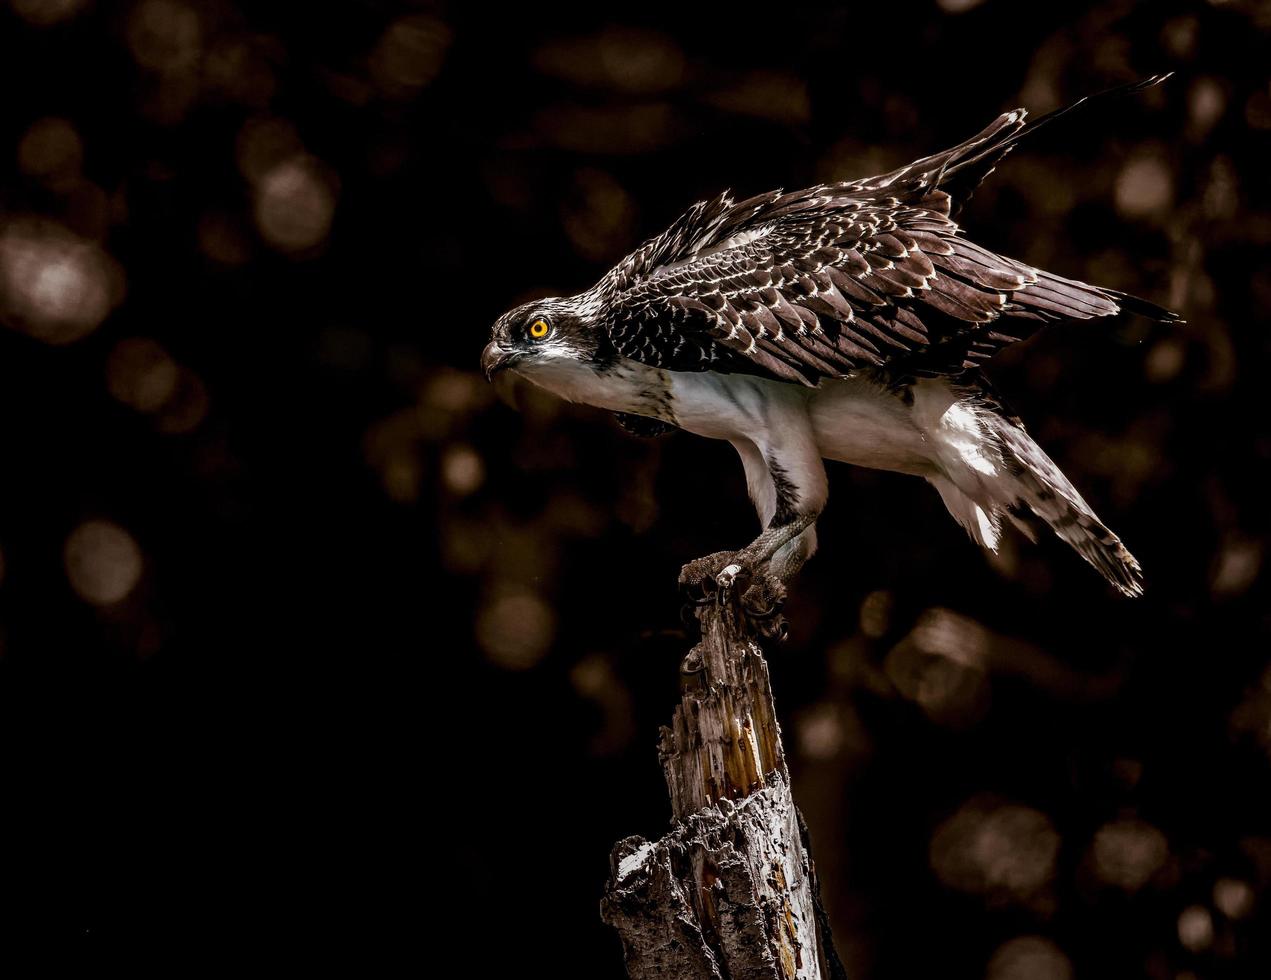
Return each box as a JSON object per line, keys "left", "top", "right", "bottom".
{"left": 599, "top": 74, "right": 1177, "bottom": 387}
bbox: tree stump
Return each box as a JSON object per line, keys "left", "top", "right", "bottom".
{"left": 601, "top": 588, "right": 846, "bottom": 980}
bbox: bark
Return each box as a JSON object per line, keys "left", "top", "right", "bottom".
{"left": 601, "top": 590, "right": 846, "bottom": 980}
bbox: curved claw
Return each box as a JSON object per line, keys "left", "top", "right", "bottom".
{"left": 681, "top": 550, "right": 791, "bottom": 644}
{"left": 744, "top": 598, "right": 784, "bottom": 620}
{"left": 679, "top": 550, "right": 742, "bottom": 604}
{"left": 678, "top": 570, "right": 714, "bottom": 605}
{"left": 681, "top": 576, "right": 717, "bottom": 606}
{"left": 739, "top": 572, "right": 788, "bottom": 643}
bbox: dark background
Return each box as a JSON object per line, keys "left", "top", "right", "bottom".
{"left": 0, "top": 0, "right": 1267, "bottom": 975}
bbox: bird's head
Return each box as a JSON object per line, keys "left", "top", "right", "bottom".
{"left": 481, "top": 293, "right": 607, "bottom": 382}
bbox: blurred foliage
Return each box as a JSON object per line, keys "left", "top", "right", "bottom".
{"left": 0, "top": 0, "right": 1269, "bottom": 975}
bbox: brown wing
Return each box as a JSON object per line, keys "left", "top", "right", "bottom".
{"left": 599, "top": 76, "right": 1178, "bottom": 385}
{"left": 605, "top": 185, "right": 1160, "bottom": 385}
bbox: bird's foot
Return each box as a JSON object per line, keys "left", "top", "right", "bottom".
{"left": 738, "top": 570, "right": 788, "bottom": 642}
{"left": 678, "top": 551, "right": 788, "bottom": 642}
{"left": 678, "top": 550, "right": 747, "bottom": 604}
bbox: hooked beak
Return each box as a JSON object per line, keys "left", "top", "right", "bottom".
{"left": 481, "top": 341, "right": 520, "bottom": 381}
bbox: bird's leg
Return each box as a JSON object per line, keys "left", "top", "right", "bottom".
{"left": 680, "top": 428, "right": 826, "bottom": 635}
{"left": 765, "top": 521, "right": 819, "bottom": 582}
{"left": 678, "top": 512, "right": 818, "bottom": 641}
{"left": 713, "top": 511, "right": 818, "bottom": 590}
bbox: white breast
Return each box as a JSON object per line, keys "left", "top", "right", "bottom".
{"left": 668, "top": 371, "right": 946, "bottom": 477}
{"left": 807, "top": 377, "right": 934, "bottom": 475}
{"left": 665, "top": 371, "right": 804, "bottom": 441}
{"left": 517, "top": 355, "right": 673, "bottom": 419}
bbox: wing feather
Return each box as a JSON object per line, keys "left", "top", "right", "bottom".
{"left": 599, "top": 77, "right": 1179, "bottom": 383}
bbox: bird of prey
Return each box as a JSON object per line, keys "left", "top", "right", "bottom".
{"left": 482, "top": 76, "right": 1179, "bottom": 604}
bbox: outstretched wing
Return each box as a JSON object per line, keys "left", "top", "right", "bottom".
{"left": 599, "top": 76, "right": 1177, "bottom": 386}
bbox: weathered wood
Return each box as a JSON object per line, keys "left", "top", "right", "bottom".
{"left": 601, "top": 589, "right": 845, "bottom": 980}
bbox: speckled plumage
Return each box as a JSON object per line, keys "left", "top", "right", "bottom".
{"left": 482, "top": 76, "right": 1179, "bottom": 597}
{"left": 583, "top": 76, "right": 1177, "bottom": 391}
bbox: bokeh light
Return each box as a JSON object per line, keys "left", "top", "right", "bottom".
{"left": 104, "top": 335, "right": 204, "bottom": 436}
{"left": 858, "top": 589, "right": 893, "bottom": 639}
{"left": 1209, "top": 536, "right": 1262, "bottom": 597}
{"left": 530, "top": 103, "right": 679, "bottom": 155}
{"left": 10, "top": 0, "right": 88, "bottom": 26}
{"left": 795, "top": 703, "right": 844, "bottom": 761}
{"left": 986, "top": 936, "right": 1072, "bottom": 980}
{"left": 203, "top": 35, "right": 278, "bottom": 108}
{"left": 154, "top": 368, "right": 209, "bottom": 434}
{"left": 1230, "top": 665, "right": 1271, "bottom": 762}
{"left": 1144, "top": 335, "right": 1186, "bottom": 383}
{"left": 17, "top": 117, "right": 83, "bottom": 190}
{"left": 570, "top": 654, "right": 636, "bottom": 756}
{"left": 370, "top": 14, "right": 451, "bottom": 98}
{"left": 253, "top": 155, "right": 338, "bottom": 253}
{"left": 1115, "top": 152, "right": 1174, "bottom": 218}
{"left": 1213, "top": 877, "right": 1254, "bottom": 919}
{"left": 0, "top": 218, "right": 123, "bottom": 344}
{"left": 885, "top": 608, "right": 990, "bottom": 727}
{"left": 561, "top": 169, "right": 637, "bottom": 263}
{"left": 1178, "top": 904, "right": 1215, "bottom": 953}
{"left": 440, "top": 516, "right": 494, "bottom": 576}
{"left": 702, "top": 71, "right": 811, "bottom": 126}
{"left": 1202, "top": 155, "right": 1239, "bottom": 220}
{"left": 126, "top": 0, "right": 201, "bottom": 73}
{"left": 236, "top": 117, "right": 303, "bottom": 185}
{"left": 1245, "top": 88, "right": 1271, "bottom": 129}
{"left": 64, "top": 520, "right": 143, "bottom": 606}
{"left": 381, "top": 451, "right": 421, "bottom": 503}
{"left": 532, "top": 27, "right": 685, "bottom": 95}
{"left": 424, "top": 369, "right": 485, "bottom": 416}
{"left": 1089, "top": 818, "right": 1169, "bottom": 892}
{"left": 441, "top": 443, "right": 485, "bottom": 497}
{"left": 1188, "top": 77, "right": 1227, "bottom": 136}
{"left": 930, "top": 796, "right": 1060, "bottom": 907}
{"left": 106, "top": 337, "right": 179, "bottom": 413}
{"left": 475, "top": 588, "right": 556, "bottom": 671}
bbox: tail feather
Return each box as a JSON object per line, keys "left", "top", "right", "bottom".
{"left": 923, "top": 381, "right": 1145, "bottom": 596}
{"left": 995, "top": 422, "right": 1144, "bottom": 597}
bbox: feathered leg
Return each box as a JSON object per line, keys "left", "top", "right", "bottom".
{"left": 679, "top": 423, "right": 826, "bottom": 626}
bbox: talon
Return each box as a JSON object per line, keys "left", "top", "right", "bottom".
{"left": 746, "top": 600, "right": 783, "bottom": 620}
{"left": 677, "top": 568, "right": 714, "bottom": 604}
{"left": 738, "top": 570, "right": 788, "bottom": 640}
{"left": 679, "top": 550, "right": 744, "bottom": 603}
{"left": 748, "top": 607, "right": 788, "bottom": 642}
{"left": 683, "top": 582, "right": 715, "bottom": 606}
{"left": 690, "top": 576, "right": 715, "bottom": 601}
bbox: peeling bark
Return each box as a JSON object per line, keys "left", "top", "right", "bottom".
{"left": 601, "top": 593, "right": 846, "bottom": 980}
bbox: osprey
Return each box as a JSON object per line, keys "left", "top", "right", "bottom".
{"left": 482, "top": 76, "right": 1179, "bottom": 604}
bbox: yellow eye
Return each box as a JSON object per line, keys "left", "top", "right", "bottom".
{"left": 528, "top": 318, "right": 550, "bottom": 339}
